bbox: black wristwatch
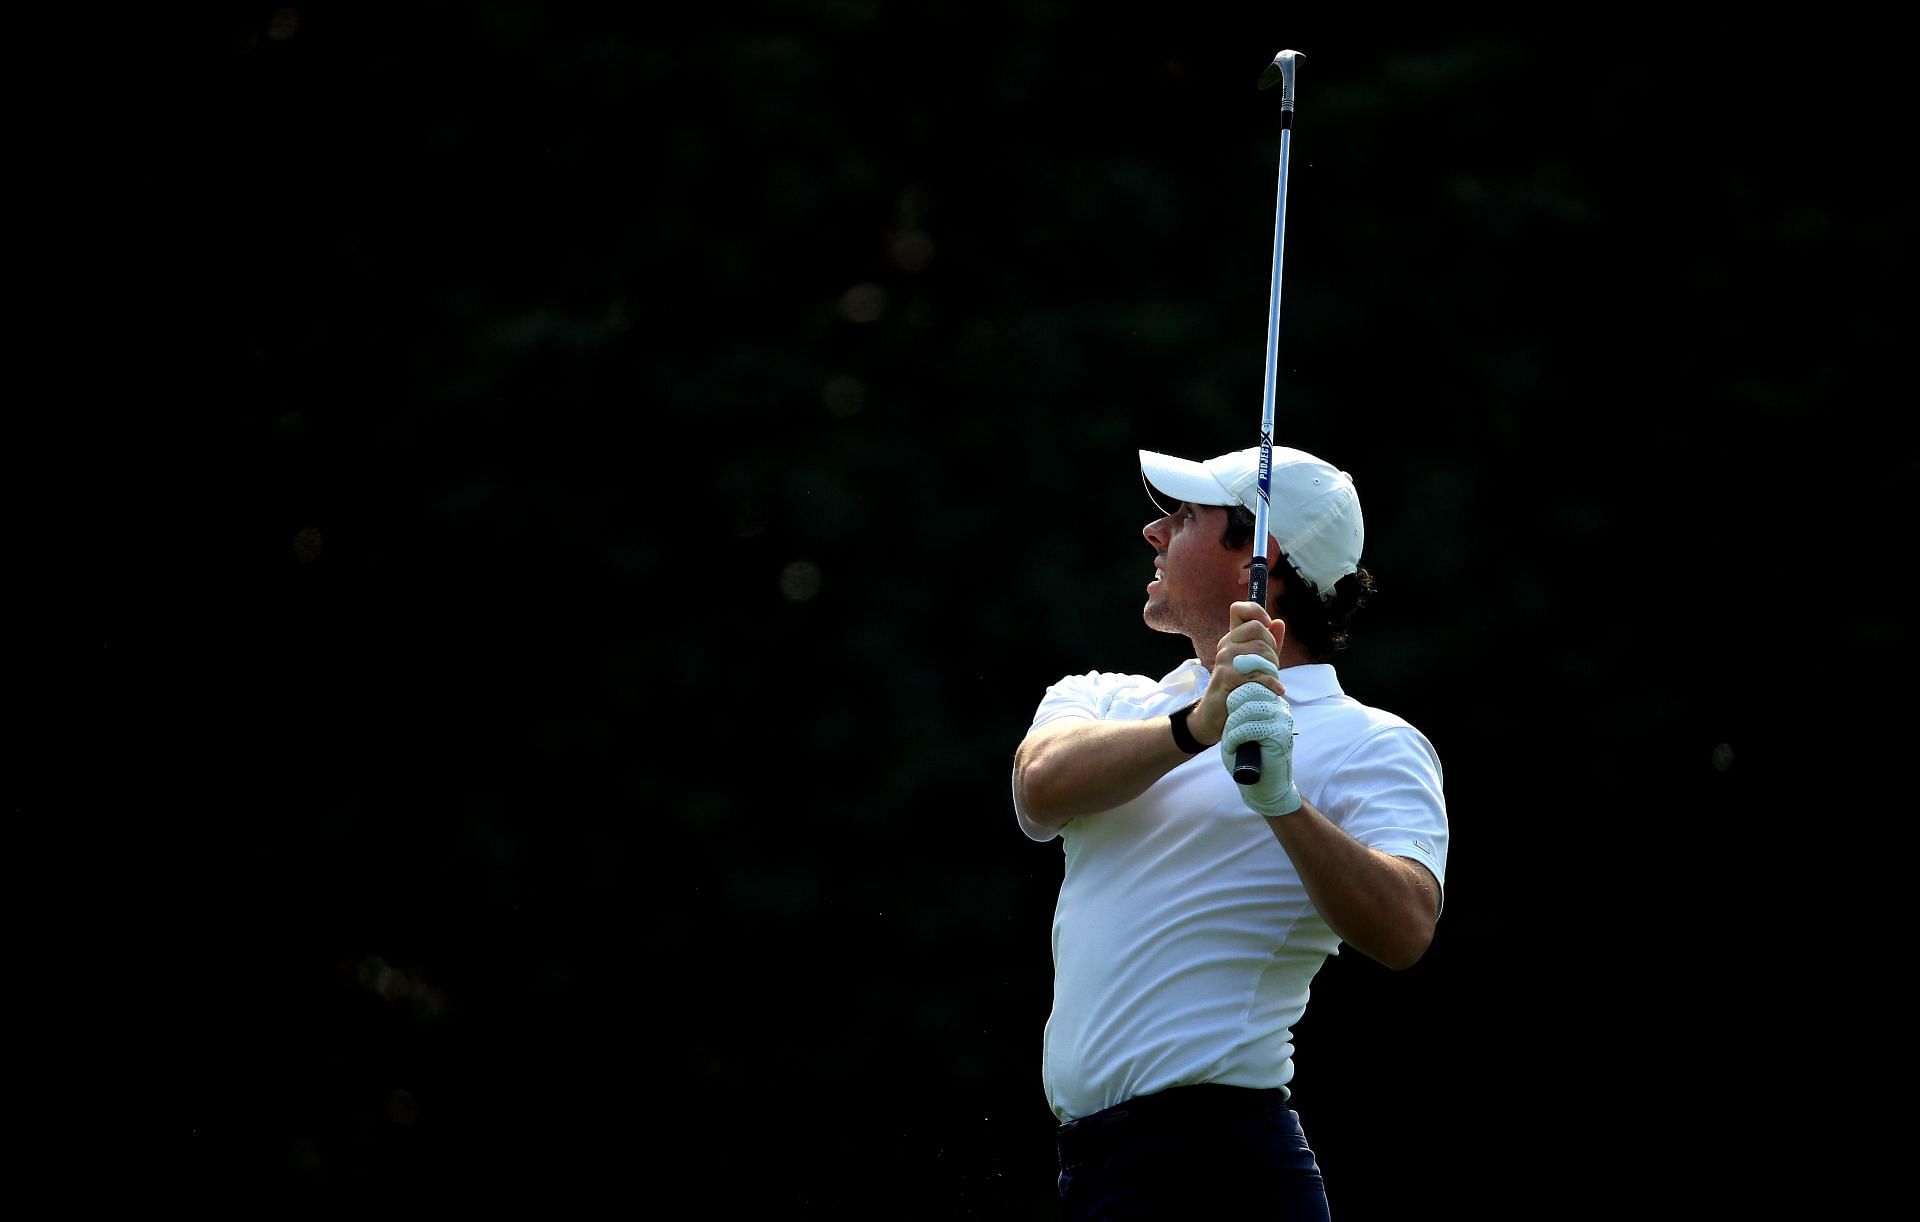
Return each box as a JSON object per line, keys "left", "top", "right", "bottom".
{"left": 1168, "top": 701, "right": 1208, "bottom": 754}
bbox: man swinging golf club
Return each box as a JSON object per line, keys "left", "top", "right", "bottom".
{"left": 1009, "top": 50, "right": 1451, "bottom": 1220}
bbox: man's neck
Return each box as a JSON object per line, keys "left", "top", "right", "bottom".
{"left": 1192, "top": 640, "right": 1317, "bottom": 672}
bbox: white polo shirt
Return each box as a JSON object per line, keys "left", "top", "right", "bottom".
{"left": 1016, "top": 659, "right": 1448, "bottom": 1123}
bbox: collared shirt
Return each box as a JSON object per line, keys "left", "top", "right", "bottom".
{"left": 1016, "top": 659, "right": 1448, "bottom": 1123}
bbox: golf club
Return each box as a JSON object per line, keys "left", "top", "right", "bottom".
{"left": 1234, "top": 48, "right": 1300, "bottom": 786}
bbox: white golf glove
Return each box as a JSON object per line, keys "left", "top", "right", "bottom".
{"left": 1219, "top": 654, "right": 1301, "bottom": 816}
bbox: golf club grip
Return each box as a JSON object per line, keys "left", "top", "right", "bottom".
{"left": 1236, "top": 554, "right": 1269, "bottom": 786}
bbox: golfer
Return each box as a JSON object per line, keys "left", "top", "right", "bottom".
{"left": 1011, "top": 442, "right": 1450, "bottom": 1219}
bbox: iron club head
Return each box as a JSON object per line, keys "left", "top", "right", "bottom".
{"left": 1258, "top": 49, "right": 1301, "bottom": 94}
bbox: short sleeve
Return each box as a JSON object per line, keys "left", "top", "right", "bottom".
{"left": 1318, "top": 724, "right": 1448, "bottom": 904}
{"left": 1013, "top": 672, "right": 1116, "bottom": 844}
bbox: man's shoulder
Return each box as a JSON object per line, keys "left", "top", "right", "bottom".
{"left": 1033, "top": 660, "right": 1203, "bottom": 721}
{"left": 1040, "top": 669, "right": 1161, "bottom": 710}
{"left": 1301, "top": 694, "right": 1441, "bottom": 766}
{"left": 1047, "top": 658, "right": 1199, "bottom": 694}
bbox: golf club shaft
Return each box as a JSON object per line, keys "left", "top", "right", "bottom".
{"left": 1235, "top": 50, "right": 1299, "bottom": 786}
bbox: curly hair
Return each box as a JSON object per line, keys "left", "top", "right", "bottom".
{"left": 1222, "top": 503, "right": 1373, "bottom": 660}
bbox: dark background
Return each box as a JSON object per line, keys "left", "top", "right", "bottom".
{"left": 71, "top": 4, "right": 1903, "bottom": 1217}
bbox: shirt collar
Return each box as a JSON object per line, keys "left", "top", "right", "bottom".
{"left": 1162, "top": 658, "right": 1209, "bottom": 697}
{"left": 1274, "top": 663, "right": 1343, "bottom": 704}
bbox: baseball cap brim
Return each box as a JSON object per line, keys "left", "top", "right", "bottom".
{"left": 1139, "top": 449, "right": 1243, "bottom": 515}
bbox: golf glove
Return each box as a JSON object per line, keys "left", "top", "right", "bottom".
{"left": 1220, "top": 654, "right": 1301, "bottom": 816}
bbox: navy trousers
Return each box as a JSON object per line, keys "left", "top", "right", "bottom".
{"left": 1055, "top": 1084, "right": 1331, "bottom": 1221}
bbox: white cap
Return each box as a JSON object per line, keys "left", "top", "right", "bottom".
{"left": 1140, "top": 445, "right": 1363, "bottom": 598}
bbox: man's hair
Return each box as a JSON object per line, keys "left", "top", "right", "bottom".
{"left": 1222, "top": 504, "right": 1373, "bottom": 660}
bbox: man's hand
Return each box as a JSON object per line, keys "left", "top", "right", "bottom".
{"left": 1189, "top": 601, "right": 1285, "bottom": 745}
{"left": 1219, "top": 654, "right": 1301, "bottom": 816}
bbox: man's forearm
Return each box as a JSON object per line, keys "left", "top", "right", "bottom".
{"left": 1012, "top": 717, "right": 1194, "bottom": 832}
{"left": 1264, "top": 799, "right": 1440, "bottom": 969}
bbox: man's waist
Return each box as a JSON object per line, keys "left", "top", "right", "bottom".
{"left": 1056, "top": 1083, "right": 1293, "bottom": 1163}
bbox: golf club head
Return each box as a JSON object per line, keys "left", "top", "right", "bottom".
{"left": 1258, "top": 49, "right": 1301, "bottom": 104}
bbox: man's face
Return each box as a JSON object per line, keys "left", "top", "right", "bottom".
{"left": 1140, "top": 501, "right": 1252, "bottom": 643}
